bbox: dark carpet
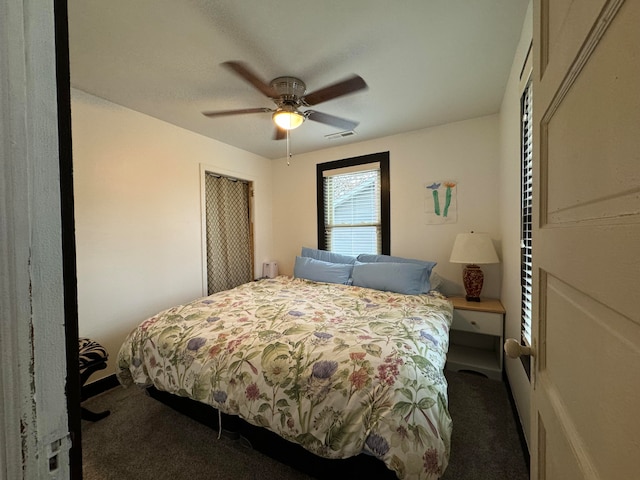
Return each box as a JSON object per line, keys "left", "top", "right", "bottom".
{"left": 81, "top": 370, "right": 529, "bottom": 479}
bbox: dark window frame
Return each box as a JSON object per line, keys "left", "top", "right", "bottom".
{"left": 316, "top": 152, "right": 390, "bottom": 255}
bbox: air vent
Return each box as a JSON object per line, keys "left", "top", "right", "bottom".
{"left": 325, "top": 130, "right": 357, "bottom": 140}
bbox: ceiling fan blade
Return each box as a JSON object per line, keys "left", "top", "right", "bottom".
{"left": 202, "top": 107, "right": 272, "bottom": 118}
{"left": 273, "top": 127, "right": 286, "bottom": 141}
{"left": 302, "top": 75, "right": 367, "bottom": 106}
{"left": 222, "top": 61, "right": 279, "bottom": 98}
{"left": 306, "top": 110, "right": 359, "bottom": 131}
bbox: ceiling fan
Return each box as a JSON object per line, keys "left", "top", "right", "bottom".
{"left": 202, "top": 61, "right": 368, "bottom": 140}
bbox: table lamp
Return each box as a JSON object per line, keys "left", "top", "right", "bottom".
{"left": 449, "top": 232, "right": 500, "bottom": 302}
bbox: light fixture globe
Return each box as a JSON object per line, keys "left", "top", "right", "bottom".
{"left": 272, "top": 106, "right": 305, "bottom": 130}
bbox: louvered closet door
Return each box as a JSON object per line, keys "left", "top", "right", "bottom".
{"left": 205, "top": 174, "right": 253, "bottom": 294}
{"left": 530, "top": 1, "right": 640, "bottom": 478}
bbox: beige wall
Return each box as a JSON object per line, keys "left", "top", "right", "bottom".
{"left": 270, "top": 114, "right": 502, "bottom": 298}
{"left": 498, "top": 0, "right": 533, "bottom": 446}
{"left": 71, "top": 89, "right": 273, "bottom": 380}
{"left": 73, "top": 9, "right": 533, "bottom": 448}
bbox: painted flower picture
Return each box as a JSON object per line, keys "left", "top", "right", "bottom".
{"left": 425, "top": 181, "right": 457, "bottom": 224}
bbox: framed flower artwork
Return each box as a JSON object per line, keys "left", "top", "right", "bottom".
{"left": 425, "top": 181, "right": 457, "bottom": 224}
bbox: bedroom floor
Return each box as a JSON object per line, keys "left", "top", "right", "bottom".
{"left": 81, "top": 371, "right": 529, "bottom": 479}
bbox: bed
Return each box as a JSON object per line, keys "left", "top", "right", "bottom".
{"left": 117, "top": 251, "right": 453, "bottom": 479}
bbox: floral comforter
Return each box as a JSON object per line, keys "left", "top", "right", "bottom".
{"left": 117, "top": 276, "right": 453, "bottom": 479}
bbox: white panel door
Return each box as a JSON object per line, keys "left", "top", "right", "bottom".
{"left": 530, "top": 0, "right": 640, "bottom": 478}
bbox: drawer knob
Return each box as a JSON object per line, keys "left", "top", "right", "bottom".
{"left": 470, "top": 321, "right": 477, "bottom": 326}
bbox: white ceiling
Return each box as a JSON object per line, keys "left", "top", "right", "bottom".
{"left": 68, "top": 0, "right": 529, "bottom": 160}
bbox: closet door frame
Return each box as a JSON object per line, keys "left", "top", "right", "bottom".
{"left": 199, "top": 164, "right": 255, "bottom": 296}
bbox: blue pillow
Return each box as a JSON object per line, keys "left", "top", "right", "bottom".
{"left": 351, "top": 262, "right": 430, "bottom": 295}
{"left": 356, "top": 254, "right": 436, "bottom": 293}
{"left": 301, "top": 247, "right": 357, "bottom": 265}
{"left": 293, "top": 256, "right": 353, "bottom": 285}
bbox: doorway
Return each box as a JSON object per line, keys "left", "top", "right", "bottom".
{"left": 204, "top": 172, "right": 254, "bottom": 294}
{"left": 54, "top": 1, "right": 83, "bottom": 478}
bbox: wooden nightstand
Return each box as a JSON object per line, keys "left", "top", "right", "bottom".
{"left": 446, "top": 296, "right": 505, "bottom": 380}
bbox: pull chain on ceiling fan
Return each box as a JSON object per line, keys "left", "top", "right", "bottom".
{"left": 202, "top": 61, "right": 368, "bottom": 140}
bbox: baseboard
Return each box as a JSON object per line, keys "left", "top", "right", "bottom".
{"left": 503, "top": 371, "right": 531, "bottom": 472}
{"left": 83, "top": 373, "right": 119, "bottom": 399}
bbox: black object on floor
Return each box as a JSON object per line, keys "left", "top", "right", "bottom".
{"left": 146, "top": 386, "right": 396, "bottom": 480}
{"left": 78, "top": 337, "right": 111, "bottom": 421}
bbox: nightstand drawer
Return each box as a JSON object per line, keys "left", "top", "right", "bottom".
{"left": 451, "top": 309, "right": 502, "bottom": 336}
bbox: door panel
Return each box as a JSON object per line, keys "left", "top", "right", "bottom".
{"left": 533, "top": 0, "right": 640, "bottom": 478}
{"left": 542, "top": 275, "right": 639, "bottom": 475}
{"left": 538, "top": 0, "right": 609, "bottom": 87}
{"left": 543, "top": 3, "right": 640, "bottom": 225}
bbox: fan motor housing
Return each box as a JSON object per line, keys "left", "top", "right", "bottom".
{"left": 270, "top": 76, "right": 306, "bottom": 103}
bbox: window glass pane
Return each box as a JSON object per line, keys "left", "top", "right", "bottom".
{"left": 521, "top": 79, "right": 533, "bottom": 346}
{"left": 329, "top": 226, "right": 379, "bottom": 256}
{"left": 324, "top": 169, "right": 380, "bottom": 256}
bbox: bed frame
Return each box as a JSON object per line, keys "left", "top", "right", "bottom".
{"left": 146, "top": 386, "right": 397, "bottom": 479}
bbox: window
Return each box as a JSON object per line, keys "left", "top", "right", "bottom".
{"left": 317, "top": 152, "right": 390, "bottom": 256}
{"left": 520, "top": 79, "right": 533, "bottom": 349}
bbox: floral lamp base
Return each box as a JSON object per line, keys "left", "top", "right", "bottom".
{"left": 462, "top": 264, "right": 484, "bottom": 302}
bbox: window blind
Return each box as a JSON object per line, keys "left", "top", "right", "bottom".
{"left": 521, "top": 80, "right": 533, "bottom": 346}
{"left": 323, "top": 166, "right": 381, "bottom": 256}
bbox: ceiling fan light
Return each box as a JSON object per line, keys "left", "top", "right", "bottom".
{"left": 273, "top": 109, "right": 304, "bottom": 130}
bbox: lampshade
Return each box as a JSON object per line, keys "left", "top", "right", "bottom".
{"left": 449, "top": 232, "right": 499, "bottom": 302}
{"left": 449, "top": 232, "right": 499, "bottom": 265}
{"left": 272, "top": 108, "right": 305, "bottom": 130}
